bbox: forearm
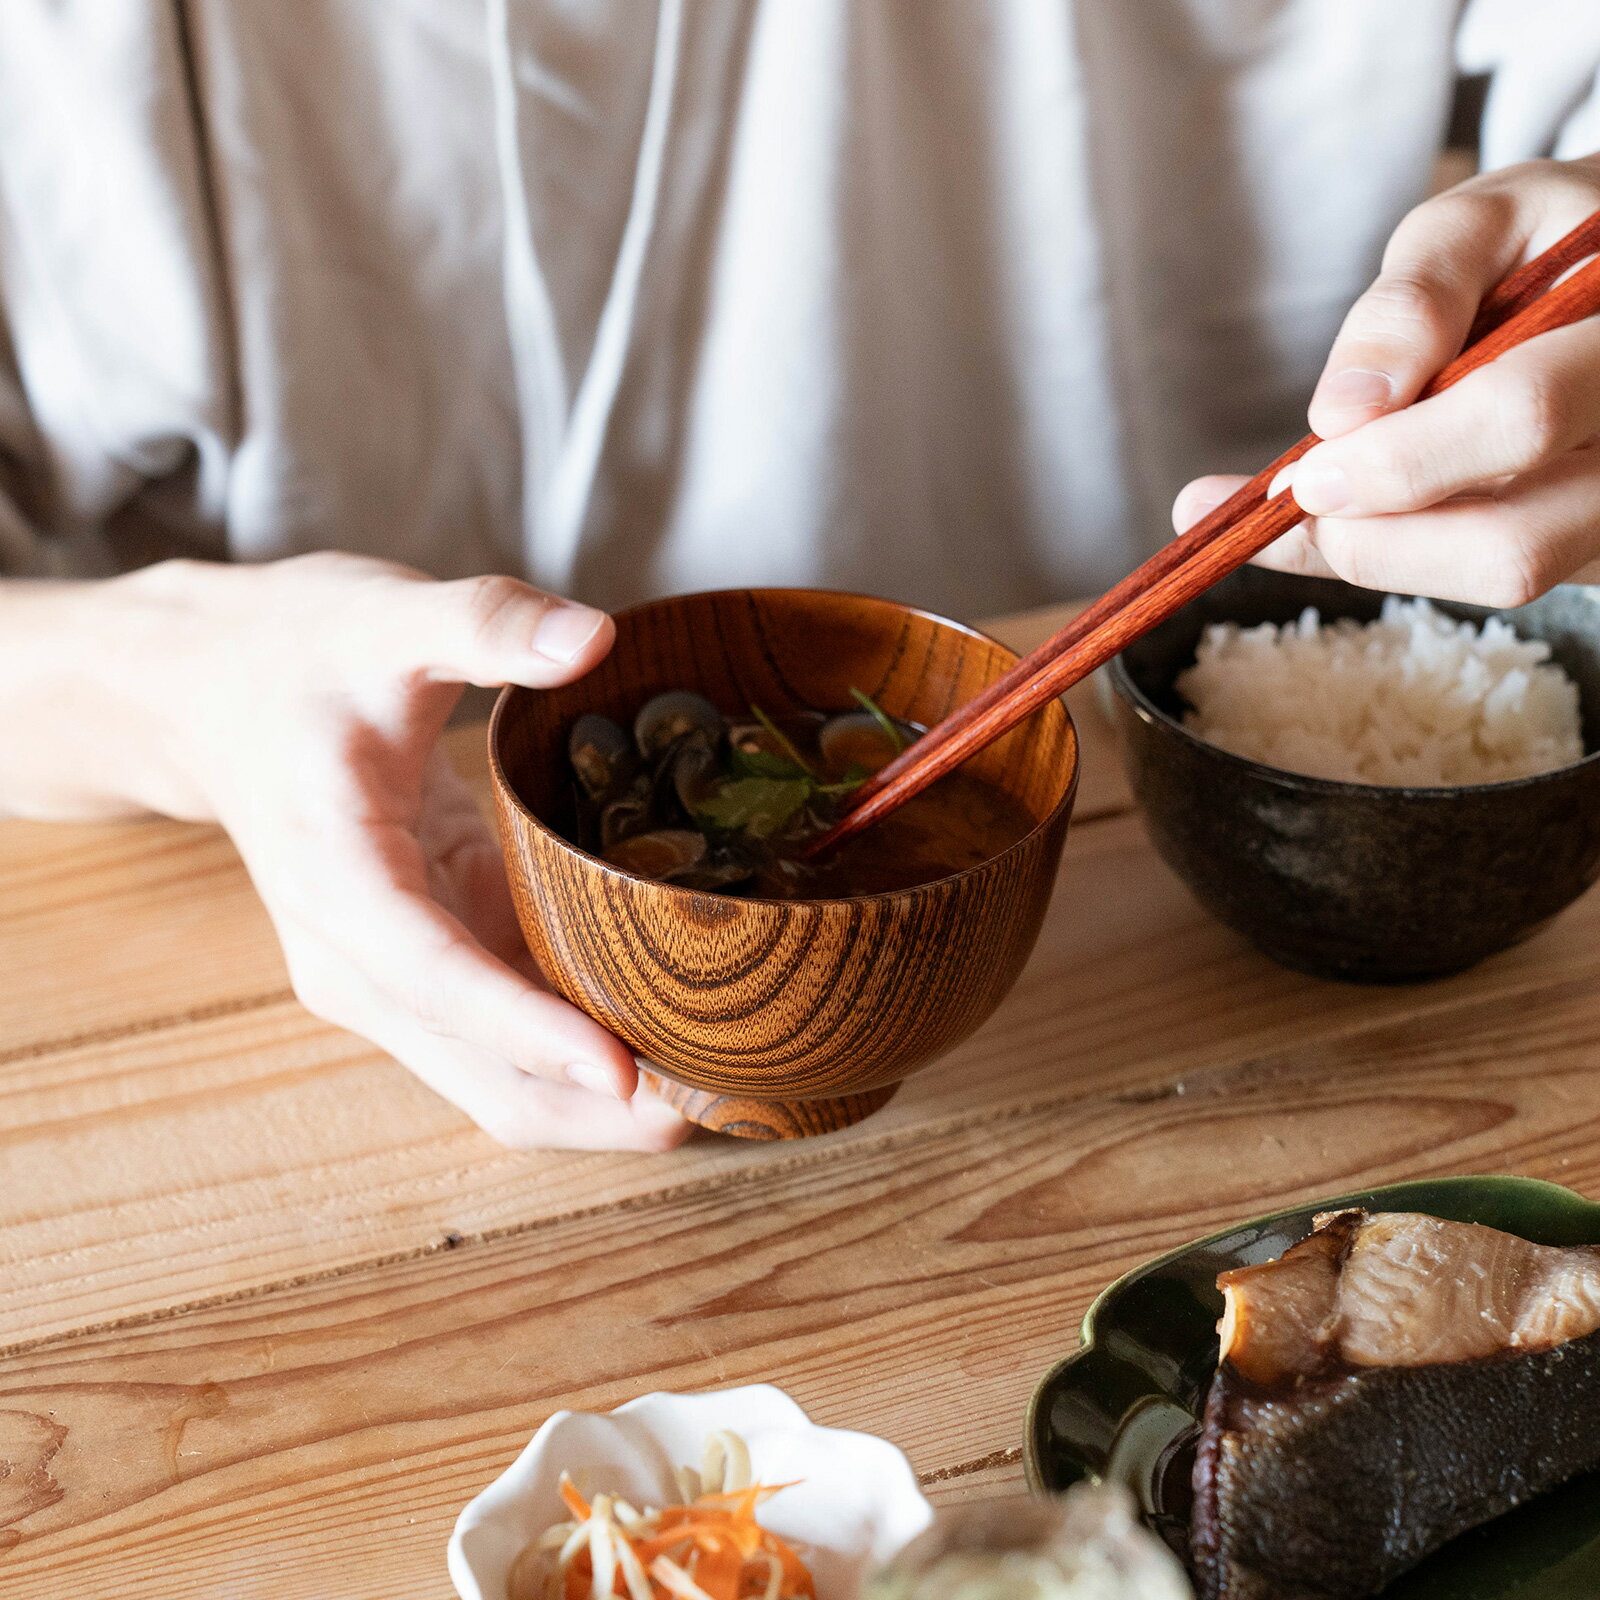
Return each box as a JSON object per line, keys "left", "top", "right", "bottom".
{"left": 0, "top": 566, "right": 209, "bottom": 822}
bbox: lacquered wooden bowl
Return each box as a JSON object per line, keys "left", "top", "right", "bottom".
{"left": 489, "top": 588, "right": 1078, "bottom": 1140}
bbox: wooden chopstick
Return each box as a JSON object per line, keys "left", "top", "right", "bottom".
{"left": 810, "top": 217, "right": 1600, "bottom": 856}
{"left": 1467, "top": 209, "right": 1600, "bottom": 341}
{"left": 819, "top": 206, "right": 1600, "bottom": 854}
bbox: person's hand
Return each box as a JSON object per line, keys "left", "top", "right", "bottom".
{"left": 1174, "top": 154, "right": 1600, "bottom": 606}
{"left": 25, "top": 553, "right": 689, "bottom": 1152}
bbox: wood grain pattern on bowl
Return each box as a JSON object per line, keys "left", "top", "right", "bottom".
{"left": 489, "top": 589, "right": 1078, "bottom": 1138}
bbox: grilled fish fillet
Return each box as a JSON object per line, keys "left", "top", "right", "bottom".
{"left": 1191, "top": 1209, "right": 1600, "bottom": 1600}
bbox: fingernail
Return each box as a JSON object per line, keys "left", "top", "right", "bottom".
{"left": 534, "top": 605, "right": 606, "bottom": 664}
{"left": 1292, "top": 458, "right": 1351, "bottom": 516}
{"left": 1320, "top": 368, "right": 1393, "bottom": 414}
{"left": 1267, "top": 465, "right": 1295, "bottom": 499}
{"left": 566, "top": 1061, "right": 628, "bottom": 1099}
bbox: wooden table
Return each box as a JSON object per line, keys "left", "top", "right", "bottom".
{"left": 5, "top": 602, "right": 1600, "bottom": 1598}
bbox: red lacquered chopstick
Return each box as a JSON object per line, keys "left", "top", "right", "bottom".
{"left": 810, "top": 235, "right": 1600, "bottom": 856}
{"left": 820, "top": 205, "right": 1600, "bottom": 851}
{"left": 1468, "top": 208, "right": 1600, "bottom": 341}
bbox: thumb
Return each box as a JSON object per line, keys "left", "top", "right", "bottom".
{"left": 388, "top": 574, "right": 616, "bottom": 688}
{"left": 1172, "top": 474, "right": 1250, "bottom": 534}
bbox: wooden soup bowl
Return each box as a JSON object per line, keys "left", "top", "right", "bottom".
{"left": 489, "top": 589, "right": 1078, "bottom": 1140}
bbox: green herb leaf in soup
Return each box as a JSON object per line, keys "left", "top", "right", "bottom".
{"left": 850, "top": 687, "right": 909, "bottom": 753}
{"left": 730, "top": 745, "right": 810, "bottom": 781}
{"left": 695, "top": 778, "right": 814, "bottom": 838}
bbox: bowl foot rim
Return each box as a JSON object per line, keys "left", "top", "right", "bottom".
{"left": 639, "top": 1070, "right": 899, "bottom": 1139}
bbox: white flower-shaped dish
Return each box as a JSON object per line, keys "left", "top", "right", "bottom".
{"left": 448, "top": 1385, "right": 935, "bottom": 1600}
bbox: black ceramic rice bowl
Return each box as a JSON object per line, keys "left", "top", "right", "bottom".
{"left": 1109, "top": 568, "right": 1600, "bottom": 983}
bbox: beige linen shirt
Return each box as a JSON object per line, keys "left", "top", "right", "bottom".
{"left": 1, "top": 1, "right": 1598, "bottom": 618}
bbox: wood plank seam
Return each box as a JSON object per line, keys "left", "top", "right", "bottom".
{"left": 13, "top": 960, "right": 1590, "bottom": 1364}
{"left": 0, "top": 1087, "right": 1098, "bottom": 1362}
{"left": 0, "top": 1069, "right": 1214, "bottom": 1362}
{"left": 4, "top": 1026, "right": 1598, "bottom": 1594}
{"left": 4, "top": 948, "right": 1590, "bottom": 1365}
{"left": 14, "top": 794, "right": 1593, "bottom": 1363}
{"left": 0, "top": 988, "right": 293, "bottom": 1069}
{"left": 917, "top": 1446, "right": 1023, "bottom": 1484}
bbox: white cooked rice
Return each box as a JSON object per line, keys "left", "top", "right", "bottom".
{"left": 1176, "top": 597, "right": 1584, "bottom": 787}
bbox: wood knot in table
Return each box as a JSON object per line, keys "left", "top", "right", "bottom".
{"left": 0, "top": 1410, "right": 67, "bottom": 1548}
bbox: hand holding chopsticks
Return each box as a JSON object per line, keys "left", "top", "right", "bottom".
{"left": 809, "top": 205, "right": 1600, "bottom": 856}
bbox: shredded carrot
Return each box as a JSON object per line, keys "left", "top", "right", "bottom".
{"left": 560, "top": 1475, "right": 592, "bottom": 1522}
{"left": 525, "top": 1443, "right": 814, "bottom": 1600}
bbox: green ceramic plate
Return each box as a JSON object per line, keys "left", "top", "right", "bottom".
{"left": 1024, "top": 1176, "right": 1600, "bottom": 1599}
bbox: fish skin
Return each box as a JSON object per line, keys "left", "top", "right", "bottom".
{"left": 1191, "top": 1327, "right": 1600, "bottom": 1600}
{"left": 1192, "top": 1210, "right": 1600, "bottom": 1599}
